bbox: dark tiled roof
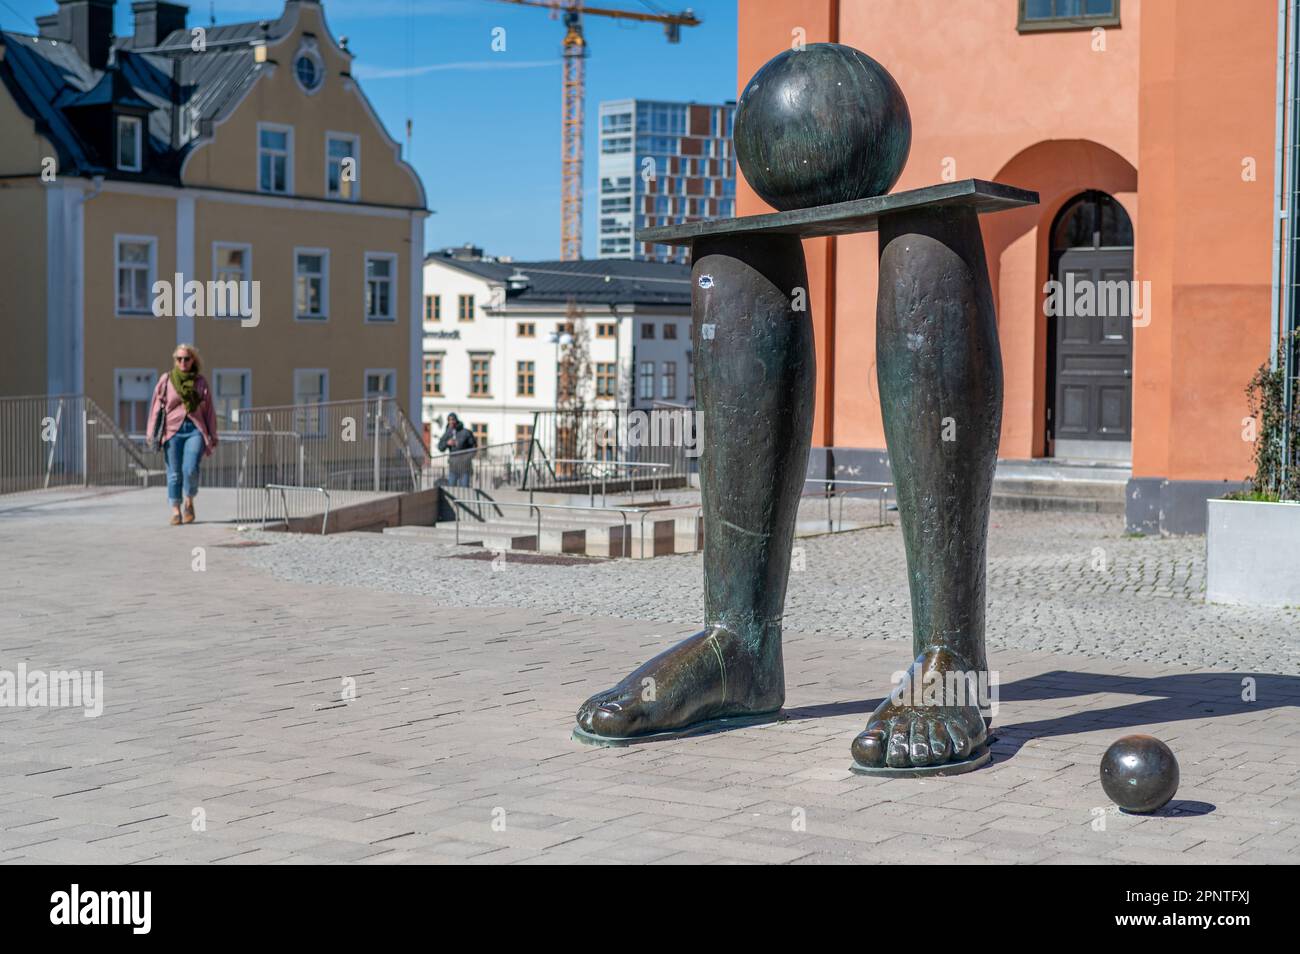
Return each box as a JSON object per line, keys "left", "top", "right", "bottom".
{"left": 428, "top": 257, "right": 692, "bottom": 308}
{"left": 0, "top": 14, "right": 279, "bottom": 180}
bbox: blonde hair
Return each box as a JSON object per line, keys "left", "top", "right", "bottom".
{"left": 172, "top": 343, "right": 203, "bottom": 375}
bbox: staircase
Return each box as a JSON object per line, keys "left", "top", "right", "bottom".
{"left": 992, "top": 459, "right": 1129, "bottom": 514}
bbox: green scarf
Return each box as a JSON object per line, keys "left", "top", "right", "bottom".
{"left": 170, "top": 367, "right": 200, "bottom": 414}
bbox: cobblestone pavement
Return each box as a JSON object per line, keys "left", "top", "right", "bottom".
{"left": 0, "top": 488, "right": 1297, "bottom": 864}
{"left": 242, "top": 504, "right": 1299, "bottom": 673}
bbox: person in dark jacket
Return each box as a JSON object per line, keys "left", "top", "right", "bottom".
{"left": 437, "top": 413, "right": 477, "bottom": 487}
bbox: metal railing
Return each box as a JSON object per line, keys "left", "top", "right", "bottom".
{"left": 803, "top": 477, "right": 896, "bottom": 532}
{"left": 0, "top": 394, "right": 153, "bottom": 495}
{"left": 261, "top": 484, "right": 332, "bottom": 534}
{"left": 230, "top": 398, "right": 429, "bottom": 521}
{"left": 523, "top": 407, "right": 692, "bottom": 491}
{"left": 424, "top": 441, "right": 528, "bottom": 492}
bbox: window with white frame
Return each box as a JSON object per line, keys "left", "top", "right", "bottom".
{"left": 115, "top": 236, "right": 156, "bottom": 315}
{"left": 327, "top": 134, "right": 359, "bottom": 200}
{"left": 211, "top": 243, "right": 251, "bottom": 319}
{"left": 115, "top": 368, "right": 156, "bottom": 433}
{"left": 295, "top": 249, "right": 328, "bottom": 319}
{"left": 116, "top": 115, "right": 142, "bottom": 172}
{"left": 211, "top": 369, "right": 251, "bottom": 427}
{"left": 293, "top": 368, "right": 328, "bottom": 435}
{"left": 365, "top": 254, "right": 396, "bottom": 321}
{"left": 258, "top": 124, "right": 292, "bottom": 194}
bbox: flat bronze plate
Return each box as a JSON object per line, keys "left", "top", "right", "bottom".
{"left": 637, "top": 179, "right": 1038, "bottom": 247}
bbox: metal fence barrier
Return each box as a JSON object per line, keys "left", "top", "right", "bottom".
{"left": 0, "top": 394, "right": 153, "bottom": 495}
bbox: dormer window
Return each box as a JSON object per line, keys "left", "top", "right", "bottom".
{"left": 116, "top": 115, "right": 142, "bottom": 172}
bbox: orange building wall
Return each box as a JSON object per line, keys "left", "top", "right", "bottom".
{"left": 734, "top": 0, "right": 1278, "bottom": 484}
{"left": 1134, "top": 0, "right": 1277, "bottom": 482}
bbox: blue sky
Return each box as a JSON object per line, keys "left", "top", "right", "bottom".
{"left": 0, "top": 0, "right": 739, "bottom": 260}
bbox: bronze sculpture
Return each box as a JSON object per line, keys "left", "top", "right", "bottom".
{"left": 573, "top": 43, "right": 1038, "bottom": 777}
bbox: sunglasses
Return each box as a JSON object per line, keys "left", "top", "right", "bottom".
{"left": 174, "top": 355, "right": 193, "bottom": 362}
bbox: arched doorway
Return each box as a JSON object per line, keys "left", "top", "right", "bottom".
{"left": 1046, "top": 190, "right": 1135, "bottom": 461}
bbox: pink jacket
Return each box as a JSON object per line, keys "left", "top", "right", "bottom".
{"left": 146, "top": 373, "right": 219, "bottom": 455}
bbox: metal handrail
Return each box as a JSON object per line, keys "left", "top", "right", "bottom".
{"left": 803, "top": 477, "right": 895, "bottom": 531}
{"left": 261, "top": 483, "right": 331, "bottom": 534}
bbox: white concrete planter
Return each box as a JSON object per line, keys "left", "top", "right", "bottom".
{"left": 1206, "top": 498, "right": 1300, "bottom": 607}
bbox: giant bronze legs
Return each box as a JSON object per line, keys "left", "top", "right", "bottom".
{"left": 850, "top": 204, "right": 1003, "bottom": 776}
{"left": 573, "top": 234, "right": 815, "bottom": 745}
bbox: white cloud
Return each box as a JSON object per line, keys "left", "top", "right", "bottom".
{"left": 354, "top": 57, "right": 560, "bottom": 80}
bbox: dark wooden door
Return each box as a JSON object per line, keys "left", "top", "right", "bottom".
{"left": 1053, "top": 247, "right": 1133, "bottom": 446}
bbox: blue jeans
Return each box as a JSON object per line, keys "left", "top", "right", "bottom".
{"left": 165, "top": 418, "right": 204, "bottom": 505}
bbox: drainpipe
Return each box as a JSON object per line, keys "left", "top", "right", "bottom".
{"left": 1272, "top": 0, "right": 1289, "bottom": 372}
{"left": 1285, "top": 0, "right": 1300, "bottom": 493}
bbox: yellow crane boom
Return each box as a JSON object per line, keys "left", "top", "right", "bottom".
{"left": 493, "top": 1, "right": 701, "bottom": 260}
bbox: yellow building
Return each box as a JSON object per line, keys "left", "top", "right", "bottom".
{"left": 0, "top": 0, "right": 427, "bottom": 430}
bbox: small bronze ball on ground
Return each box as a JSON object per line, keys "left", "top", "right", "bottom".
{"left": 734, "top": 42, "right": 911, "bottom": 211}
{"left": 1100, "top": 734, "right": 1180, "bottom": 814}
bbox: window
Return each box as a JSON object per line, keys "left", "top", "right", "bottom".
{"left": 458, "top": 294, "right": 475, "bottom": 322}
{"left": 365, "top": 370, "right": 397, "bottom": 401}
{"left": 1018, "top": 0, "right": 1119, "bottom": 31}
{"left": 470, "top": 355, "right": 491, "bottom": 396}
{"left": 293, "top": 369, "right": 328, "bottom": 435}
{"left": 365, "top": 254, "right": 396, "bottom": 321}
{"left": 557, "top": 321, "right": 575, "bottom": 336}
{"left": 115, "top": 236, "right": 156, "bottom": 315}
{"left": 470, "top": 423, "right": 488, "bottom": 446}
{"left": 423, "top": 354, "right": 444, "bottom": 396}
{"left": 425, "top": 294, "right": 440, "bottom": 321}
{"left": 258, "top": 124, "right": 292, "bottom": 194}
{"left": 556, "top": 361, "right": 578, "bottom": 403}
{"left": 641, "top": 323, "right": 655, "bottom": 340}
{"left": 295, "top": 249, "right": 328, "bottom": 320}
{"left": 516, "top": 360, "right": 535, "bottom": 397}
{"left": 114, "top": 369, "right": 155, "bottom": 433}
{"left": 517, "top": 322, "right": 536, "bottom": 338}
{"left": 326, "top": 134, "right": 358, "bottom": 200}
{"left": 514, "top": 423, "right": 533, "bottom": 456}
{"left": 596, "top": 323, "right": 617, "bottom": 338}
{"left": 663, "top": 322, "right": 678, "bottom": 340}
{"left": 596, "top": 362, "right": 617, "bottom": 398}
{"left": 295, "top": 51, "right": 323, "bottom": 92}
{"left": 638, "top": 361, "right": 654, "bottom": 401}
{"left": 211, "top": 243, "right": 251, "bottom": 319}
{"left": 212, "top": 370, "right": 251, "bottom": 428}
{"left": 661, "top": 361, "right": 677, "bottom": 400}
{"left": 116, "top": 115, "right": 142, "bottom": 172}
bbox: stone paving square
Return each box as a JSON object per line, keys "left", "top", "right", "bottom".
{"left": 0, "top": 488, "right": 1297, "bottom": 864}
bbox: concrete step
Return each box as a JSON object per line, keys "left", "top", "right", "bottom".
{"left": 993, "top": 478, "right": 1126, "bottom": 500}
{"left": 991, "top": 493, "right": 1125, "bottom": 514}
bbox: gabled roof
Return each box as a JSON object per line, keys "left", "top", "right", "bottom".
{"left": 0, "top": 10, "right": 284, "bottom": 181}
{"left": 426, "top": 256, "right": 692, "bottom": 308}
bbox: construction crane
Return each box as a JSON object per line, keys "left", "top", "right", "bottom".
{"left": 494, "top": 1, "right": 701, "bottom": 260}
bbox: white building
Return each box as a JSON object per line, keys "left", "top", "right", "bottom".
{"left": 420, "top": 251, "right": 693, "bottom": 455}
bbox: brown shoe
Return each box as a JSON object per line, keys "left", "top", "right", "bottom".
{"left": 183, "top": 502, "right": 195, "bottom": 524}
{"left": 170, "top": 513, "right": 182, "bottom": 526}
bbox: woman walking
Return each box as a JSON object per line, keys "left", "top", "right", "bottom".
{"left": 145, "top": 344, "right": 219, "bottom": 525}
